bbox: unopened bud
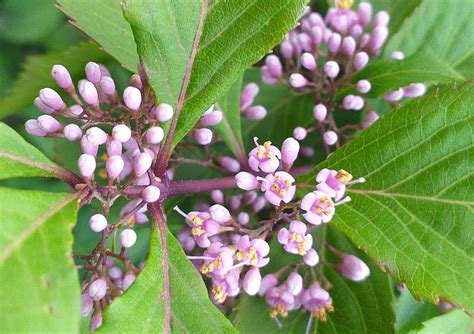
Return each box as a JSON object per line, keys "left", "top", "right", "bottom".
{"left": 193, "top": 128, "right": 213, "bottom": 145}
{"left": 89, "top": 214, "right": 107, "bottom": 232}
{"left": 324, "top": 61, "right": 340, "bottom": 78}
{"left": 81, "top": 293, "right": 93, "bottom": 317}
{"left": 286, "top": 272, "right": 303, "bottom": 295}
{"left": 357, "top": 2, "right": 372, "bottom": 27}
{"left": 339, "top": 254, "right": 370, "bottom": 281}
{"left": 200, "top": 109, "right": 223, "bottom": 127}
{"left": 120, "top": 229, "right": 137, "bottom": 248}
{"left": 289, "top": 73, "right": 308, "bottom": 88}
{"left": 353, "top": 52, "right": 369, "bottom": 71}
{"left": 237, "top": 212, "right": 250, "bottom": 225}
{"left": 106, "top": 140, "right": 122, "bottom": 156}
{"left": 133, "top": 152, "right": 153, "bottom": 177}
{"left": 211, "top": 190, "right": 224, "bottom": 204}
{"left": 293, "top": 127, "right": 307, "bottom": 141}
{"left": 112, "top": 124, "right": 132, "bottom": 143}
{"left": 235, "top": 172, "right": 258, "bottom": 191}
{"left": 34, "top": 97, "right": 55, "bottom": 114}
{"left": 142, "top": 185, "right": 160, "bottom": 202}
{"left": 129, "top": 74, "right": 142, "bottom": 89}
{"left": 100, "top": 76, "right": 116, "bottom": 95}
{"left": 300, "top": 53, "right": 317, "bottom": 71}
{"left": 81, "top": 136, "right": 99, "bottom": 156}
{"left": 69, "top": 104, "right": 84, "bottom": 116}
{"left": 145, "top": 126, "right": 164, "bottom": 144}
{"left": 280, "top": 41, "right": 294, "bottom": 60}
{"left": 240, "top": 83, "right": 259, "bottom": 110}
{"left": 303, "top": 248, "right": 319, "bottom": 266}
{"left": 323, "top": 130, "right": 338, "bottom": 145}
{"left": 342, "top": 36, "right": 356, "bottom": 57}
{"left": 328, "top": 33, "right": 342, "bottom": 54}
{"left": 88, "top": 278, "right": 107, "bottom": 300}
{"left": 63, "top": 124, "right": 82, "bottom": 141}
{"left": 297, "top": 33, "right": 313, "bottom": 52}
{"left": 79, "top": 80, "right": 99, "bottom": 106}
{"left": 25, "top": 120, "right": 47, "bottom": 137}
{"left": 51, "top": 65, "right": 73, "bottom": 89}
{"left": 154, "top": 103, "right": 174, "bottom": 121}
{"left": 356, "top": 80, "right": 371, "bottom": 93}
{"left": 390, "top": 51, "right": 404, "bottom": 60}
{"left": 123, "top": 86, "right": 142, "bottom": 111}
{"left": 373, "top": 10, "right": 390, "bottom": 27}
{"left": 403, "top": 83, "right": 427, "bottom": 98}
{"left": 281, "top": 137, "right": 300, "bottom": 166}
{"left": 369, "top": 26, "right": 389, "bottom": 52}
{"left": 106, "top": 155, "right": 125, "bottom": 179}
{"left": 242, "top": 105, "right": 267, "bottom": 120}
{"left": 243, "top": 268, "right": 261, "bottom": 296}
{"left": 37, "top": 115, "right": 62, "bottom": 133}
{"left": 122, "top": 273, "right": 136, "bottom": 290}
{"left": 39, "top": 88, "right": 65, "bottom": 110}
{"left": 258, "top": 274, "right": 278, "bottom": 296}
{"left": 313, "top": 104, "right": 327, "bottom": 122}
{"left": 86, "top": 127, "right": 108, "bottom": 145}
{"left": 265, "top": 55, "right": 283, "bottom": 78}
{"left": 360, "top": 110, "right": 379, "bottom": 129}
{"left": 78, "top": 154, "right": 96, "bottom": 178}
{"left": 209, "top": 204, "right": 231, "bottom": 224}
{"left": 219, "top": 156, "right": 240, "bottom": 173}
{"left": 383, "top": 88, "right": 404, "bottom": 101}
{"left": 252, "top": 196, "right": 266, "bottom": 213}
{"left": 85, "top": 62, "right": 102, "bottom": 83}
{"left": 90, "top": 314, "right": 103, "bottom": 332}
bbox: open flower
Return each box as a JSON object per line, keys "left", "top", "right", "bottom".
{"left": 265, "top": 285, "right": 297, "bottom": 318}
{"left": 260, "top": 171, "right": 296, "bottom": 206}
{"left": 278, "top": 220, "right": 313, "bottom": 255}
{"left": 248, "top": 137, "right": 281, "bottom": 173}
{"left": 211, "top": 269, "right": 240, "bottom": 304}
{"left": 200, "top": 242, "right": 234, "bottom": 277}
{"left": 301, "top": 283, "right": 334, "bottom": 321}
{"left": 300, "top": 191, "right": 335, "bottom": 225}
{"left": 235, "top": 235, "right": 270, "bottom": 268}
{"left": 316, "top": 168, "right": 352, "bottom": 200}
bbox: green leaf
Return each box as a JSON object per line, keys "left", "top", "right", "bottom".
{"left": 298, "top": 81, "right": 474, "bottom": 311}
{"left": 123, "top": 0, "right": 307, "bottom": 150}
{"left": 235, "top": 226, "right": 395, "bottom": 333}
{"left": 0, "top": 188, "right": 80, "bottom": 333}
{"left": 0, "top": 0, "right": 62, "bottom": 44}
{"left": 338, "top": 53, "right": 463, "bottom": 99}
{"left": 57, "top": 0, "right": 139, "bottom": 71}
{"left": 388, "top": 0, "right": 422, "bottom": 35}
{"left": 395, "top": 292, "right": 440, "bottom": 334}
{"left": 215, "top": 75, "right": 246, "bottom": 159}
{"left": 417, "top": 310, "right": 473, "bottom": 334}
{"left": 98, "top": 226, "right": 237, "bottom": 333}
{"left": 383, "top": 0, "right": 474, "bottom": 78}
{"left": 0, "top": 41, "right": 109, "bottom": 118}
{"left": 0, "top": 122, "right": 74, "bottom": 180}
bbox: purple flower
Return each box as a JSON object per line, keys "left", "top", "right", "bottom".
{"left": 316, "top": 168, "right": 352, "bottom": 200}
{"left": 248, "top": 138, "right": 281, "bottom": 173}
{"left": 301, "top": 283, "right": 334, "bottom": 320}
{"left": 182, "top": 210, "right": 220, "bottom": 248}
{"left": 260, "top": 171, "right": 296, "bottom": 206}
{"left": 200, "top": 242, "right": 234, "bottom": 277}
{"left": 265, "top": 285, "right": 297, "bottom": 318}
{"left": 278, "top": 220, "right": 313, "bottom": 256}
{"left": 236, "top": 235, "right": 270, "bottom": 268}
{"left": 211, "top": 269, "right": 240, "bottom": 304}
{"left": 300, "top": 191, "right": 335, "bottom": 225}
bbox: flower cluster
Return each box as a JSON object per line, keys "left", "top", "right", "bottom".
{"left": 261, "top": 0, "right": 427, "bottom": 149}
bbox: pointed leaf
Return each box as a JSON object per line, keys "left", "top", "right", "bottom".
{"left": 417, "top": 310, "right": 473, "bottom": 334}
{"left": 57, "top": 0, "right": 138, "bottom": 71}
{"left": 298, "top": 81, "right": 474, "bottom": 311}
{"left": 395, "top": 292, "right": 440, "bottom": 334}
{"left": 0, "top": 188, "right": 81, "bottom": 333}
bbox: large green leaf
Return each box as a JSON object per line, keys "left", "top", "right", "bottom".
{"left": 234, "top": 226, "right": 395, "bottom": 333}
{"left": 215, "top": 75, "right": 246, "bottom": 160}
{"left": 298, "top": 81, "right": 474, "bottom": 311}
{"left": 123, "top": 0, "right": 307, "bottom": 151}
{"left": 0, "top": 42, "right": 109, "bottom": 118}
{"left": 0, "top": 188, "right": 80, "bottom": 333}
{"left": 98, "top": 226, "right": 237, "bottom": 333}
{"left": 57, "top": 0, "right": 138, "bottom": 71}
{"left": 0, "top": 122, "right": 77, "bottom": 181}
{"left": 395, "top": 292, "right": 440, "bottom": 334}
{"left": 416, "top": 310, "right": 473, "bottom": 334}
{"left": 383, "top": 0, "right": 474, "bottom": 78}
{"left": 338, "top": 53, "right": 463, "bottom": 99}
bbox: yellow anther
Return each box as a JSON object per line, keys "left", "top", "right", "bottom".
{"left": 98, "top": 168, "right": 108, "bottom": 179}
{"left": 270, "top": 303, "right": 288, "bottom": 318}
{"left": 271, "top": 184, "right": 280, "bottom": 192}
{"left": 189, "top": 215, "right": 203, "bottom": 225}
{"left": 279, "top": 189, "right": 286, "bottom": 196}
{"left": 284, "top": 180, "right": 292, "bottom": 186}
{"left": 297, "top": 243, "right": 307, "bottom": 256}
{"left": 191, "top": 227, "right": 205, "bottom": 236}
{"left": 289, "top": 233, "right": 303, "bottom": 243}
{"left": 212, "top": 285, "right": 228, "bottom": 304}
{"left": 336, "top": 0, "right": 353, "bottom": 10}
{"left": 127, "top": 215, "right": 136, "bottom": 226}
{"left": 336, "top": 169, "right": 353, "bottom": 183}
{"left": 100, "top": 153, "right": 108, "bottom": 161}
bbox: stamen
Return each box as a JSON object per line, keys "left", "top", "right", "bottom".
{"left": 273, "top": 316, "right": 282, "bottom": 328}
{"left": 335, "top": 196, "right": 352, "bottom": 206}
{"left": 347, "top": 177, "right": 366, "bottom": 185}
{"left": 256, "top": 176, "right": 268, "bottom": 183}
{"left": 253, "top": 137, "right": 260, "bottom": 147}
{"left": 305, "top": 314, "right": 313, "bottom": 334}
{"left": 187, "top": 256, "right": 215, "bottom": 261}
{"left": 173, "top": 205, "right": 188, "bottom": 218}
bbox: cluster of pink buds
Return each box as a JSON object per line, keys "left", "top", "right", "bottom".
{"left": 260, "top": 0, "right": 427, "bottom": 151}
{"left": 240, "top": 82, "right": 267, "bottom": 120}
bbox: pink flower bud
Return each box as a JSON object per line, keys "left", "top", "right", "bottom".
{"left": 258, "top": 273, "right": 278, "bottom": 296}
{"left": 369, "top": 26, "right": 389, "bottom": 52}
{"left": 106, "top": 155, "right": 124, "bottom": 179}
{"left": 261, "top": 66, "right": 279, "bottom": 84}
{"left": 112, "top": 124, "right": 131, "bottom": 143}
{"left": 374, "top": 10, "right": 390, "bottom": 27}
{"left": 328, "top": 33, "right": 342, "bottom": 54}
{"left": 122, "top": 273, "right": 136, "bottom": 290}
{"left": 342, "top": 36, "right": 356, "bottom": 57}
{"left": 69, "top": 104, "right": 84, "bottom": 116}
{"left": 79, "top": 80, "right": 99, "bottom": 106}
{"left": 145, "top": 126, "right": 164, "bottom": 144}
{"left": 353, "top": 52, "right": 369, "bottom": 71}
{"left": 193, "top": 128, "right": 213, "bottom": 145}
{"left": 281, "top": 137, "right": 300, "bottom": 165}
{"left": 324, "top": 61, "right": 340, "bottom": 78}
{"left": 300, "top": 146, "right": 315, "bottom": 158}
{"left": 339, "top": 254, "right": 370, "bottom": 281}
{"left": 120, "top": 229, "right": 137, "bottom": 248}
{"left": 439, "top": 301, "right": 454, "bottom": 313}
{"left": 211, "top": 190, "right": 224, "bottom": 204}
{"left": 390, "top": 51, "right": 404, "bottom": 60}
{"left": 130, "top": 74, "right": 142, "bottom": 89}
{"left": 123, "top": 86, "right": 142, "bottom": 110}
{"left": 89, "top": 214, "right": 107, "bottom": 232}
{"left": 78, "top": 154, "right": 96, "bottom": 178}
{"left": 323, "top": 28, "right": 333, "bottom": 43}
{"left": 403, "top": 83, "right": 427, "bottom": 98}
{"left": 34, "top": 97, "right": 55, "bottom": 114}
{"left": 265, "top": 55, "right": 283, "bottom": 78}
{"left": 361, "top": 110, "right": 379, "bottom": 129}
{"left": 235, "top": 172, "right": 258, "bottom": 191}
{"left": 293, "top": 127, "right": 307, "bottom": 141}
{"left": 343, "top": 95, "right": 365, "bottom": 110}
{"left": 280, "top": 41, "right": 294, "bottom": 60}
{"left": 133, "top": 152, "right": 152, "bottom": 177}
{"left": 142, "top": 185, "right": 160, "bottom": 203}
{"left": 108, "top": 266, "right": 122, "bottom": 280}
{"left": 313, "top": 104, "right": 327, "bottom": 122}
{"left": 81, "top": 136, "right": 99, "bottom": 156}
{"left": 85, "top": 62, "right": 102, "bottom": 83}
{"left": 106, "top": 140, "right": 122, "bottom": 156}
{"left": 297, "top": 33, "right": 313, "bottom": 52}
{"left": 63, "top": 124, "right": 82, "bottom": 141}
{"left": 86, "top": 127, "right": 108, "bottom": 145}
{"left": 209, "top": 204, "right": 231, "bottom": 224}
{"left": 154, "top": 103, "right": 174, "bottom": 121}
{"left": 242, "top": 105, "right": 267, "bottom": 120}
{"left": 359, "top": 33, "right": 370, "bottom": 49}
{"left": 243, "top": 268, "right": 262, "bottom": 296}
{"left": 81, "top": 293, "right": 93, "bottom": 317}
{"left": 229, "top": 195, "right": 242, "bottom": 211}
{"left": 88, "top": 278, "right": 107, "bottom": 300}
{"left": 252, "top": 196, "right": 266, "bottom": 213}
{"left": 300, "top": 53, "right": 317, "bottom": 71}
{"left": 240, "top": 83, "right": 259, "bottom": 110}
{"left": 39, "top": 88, "right": 65, "bottom": 110}
{"left": 37, "top": 115, "right": 62, "bottom": 133}
{"left": 303, "top": 248, "right": 319, "bottom": 266}
{"left": 384, "top": 88, "right": 404, "bottom": 101}
{"left": 357, "top": 2, "right": 372, "bottom": 27}
{"left": 289, "top": 73, "right": 308, "bottom": 88}
{"left": 286, "top": 272, "right": 303, "bottom": 295}
{"left": 356, "top": 80, "right": 371, "bottom": 93}
{"left": 51, "top": 65, "right": 73, "bottom": 89}
{"left": 349, "top": 24, "right": 363, "bottom": 39}
{"left": 237, "top": 212, "right": 250, "bottom": 225}
{"left": 219, "top": 156, "right": 241, "bottom": 173}
{"left": 90, "top": 314, "right": 103, "bottom": 332}
{"left": 323, "top": 130, "right": 338, "bottom": 145}
{"left": 25, "top": 120, "right": 47, "bottom": 137}
{"left": 100, "top": 76, "right": 116, "bottom": 95}
{"left": 200, "top": 110, "right": 223, "bottom": 126}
